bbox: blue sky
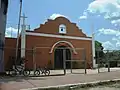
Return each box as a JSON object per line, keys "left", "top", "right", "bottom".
{"left": 6, "top": 0, "right": 120, "bottom": 50}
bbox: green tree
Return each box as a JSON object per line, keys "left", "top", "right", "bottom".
{"left": 107, "top": 50, "right": 120, "bottom": 67}
{"left": 95, "top": 41, "right": 103, "bottom": 51}
{"left": 95, "top": 41, "right": 104, "bottom": 64}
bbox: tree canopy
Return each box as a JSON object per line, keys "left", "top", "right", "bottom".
{"left": 95, "top": 41, "right": 103, "bottom": 51}
{"left": 95, "top": 41, "right": 104, "bottom": 63}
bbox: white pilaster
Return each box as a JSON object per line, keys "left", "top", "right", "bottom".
{"left": 21, "top": 25, "right": 26, "bottom": 58}
{"left": 91, "top": 22, "right": 97, "bottom": 69}
{"left": 92, "top": 33, "right": 96, "bottom": 68}
{"left": 21, "top": 14, "right": 27, "bottom": 58}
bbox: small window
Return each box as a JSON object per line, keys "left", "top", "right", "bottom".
{"left": 61, "top": 28, "right": 63, "bottom": 31}
{"left": 59, "top": 24, "right": 66, "bottom": 34}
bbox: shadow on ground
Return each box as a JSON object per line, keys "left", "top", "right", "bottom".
{"left": 0, "top": 73, "right": 65, "bottom": 83}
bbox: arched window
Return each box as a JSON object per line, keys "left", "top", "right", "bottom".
{"left": 59, "top": 24, "right": 66, "bottom": 34}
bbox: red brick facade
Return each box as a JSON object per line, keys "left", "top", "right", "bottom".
{"left": 4, "top": 17, "right": 93, "bottom": 70}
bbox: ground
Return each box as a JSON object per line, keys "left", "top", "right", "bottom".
{"left": 0, "top": 68, "right": 120, "bottom": 90}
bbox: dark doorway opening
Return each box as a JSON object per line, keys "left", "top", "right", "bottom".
{"left": 54, "top": 46, "right": 71, "bottom": 69}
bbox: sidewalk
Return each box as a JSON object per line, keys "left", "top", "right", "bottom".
{"left": 0, "top": 70, "right": 120, "bottom": 90}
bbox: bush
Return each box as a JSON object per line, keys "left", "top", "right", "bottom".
{"left": 105, "top": 61, "right": 118, "bottom": 67}
{"left": 110, "top": 61, "right": 117, "bottom": 67}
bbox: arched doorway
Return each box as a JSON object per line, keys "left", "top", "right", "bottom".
{"left": 54, "top": 46, "right": 71, "bottom": 69}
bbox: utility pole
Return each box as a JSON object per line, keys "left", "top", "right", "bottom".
{"left": 0, "top": 0, "right": 2, "bottom": 8}
{"left": 28, "top": 25, "right": 30, "bottom": 30}
{"left": 25, "top": 25, "right": 30, "bottom": 30}
{"left": 21, "top": 14, "right": 27, "bottom": 59}
{"left": 0, "top": 0, "right": 8, "bottom": 74}
{"left": 15, "top": 0, "right": 22, "bottom": 65}
{"left": 11, "top": 26, "right": 12, "bottom": 37}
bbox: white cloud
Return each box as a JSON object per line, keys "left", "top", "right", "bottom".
{"left": 79, "top": 15, "right": 87, "bottom": 20}
{"left": 112, "top": 37, "right": 118, "bottom": 41}
{"left": 111, "top": 19, "right": 120, "bottom": 26}
{"left": 87, "top": 0, "right": 120, "bottom": 19}
{"left": 112, "top": 37, "right": 120, "bottom": 47}
{"left": 97, "top": 15, "right": 101, "bottom": 17}
{"left": 102, "top": 37, "right": 120, "bottom": 50}
{"left": 98, "top": 28, "right": 120, "bottom": 36}
{"left": 102, "top": 41, "right": 115, "bottom": 50}
{"left": 49, "top": 13, "right": 68, "bottom": 20}
{"left": 111, "top": 19, "right": 120, "bottom": 24}
{"left": 79, "top": 11, "right": 88, "bottom": 20}
{"left": 86, "top": 0, "right": 120, "bottom": 50}
{"left": 116, "top": 41, "right": 120, "bottom": 47}
{"left": 5, "top": 27, "right": 19, "bottom": 38}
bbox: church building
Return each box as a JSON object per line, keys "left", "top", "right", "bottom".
{"left": 4, "top": 17, "right": 93, "bottom": 70}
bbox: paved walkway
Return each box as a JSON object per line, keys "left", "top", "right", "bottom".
{"left": 0, "top": 69, "right": 120, "bottom": 90}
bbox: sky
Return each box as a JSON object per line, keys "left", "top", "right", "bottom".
{"left": 6, "top": 0, "right": 120, "bottom": 50}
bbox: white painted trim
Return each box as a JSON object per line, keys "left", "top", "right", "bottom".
{"left": 49, "top": 40, "right": 77, "bottom": 54}
{"left": 26, "top": 32, "right": 92, "bottom": 41}
{"left": 92, "top": 33, "right": 96, "bottom": 68}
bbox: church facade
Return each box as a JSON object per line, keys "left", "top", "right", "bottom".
{"left": 4, "top": 17, "right": 93, "bottom": 70}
